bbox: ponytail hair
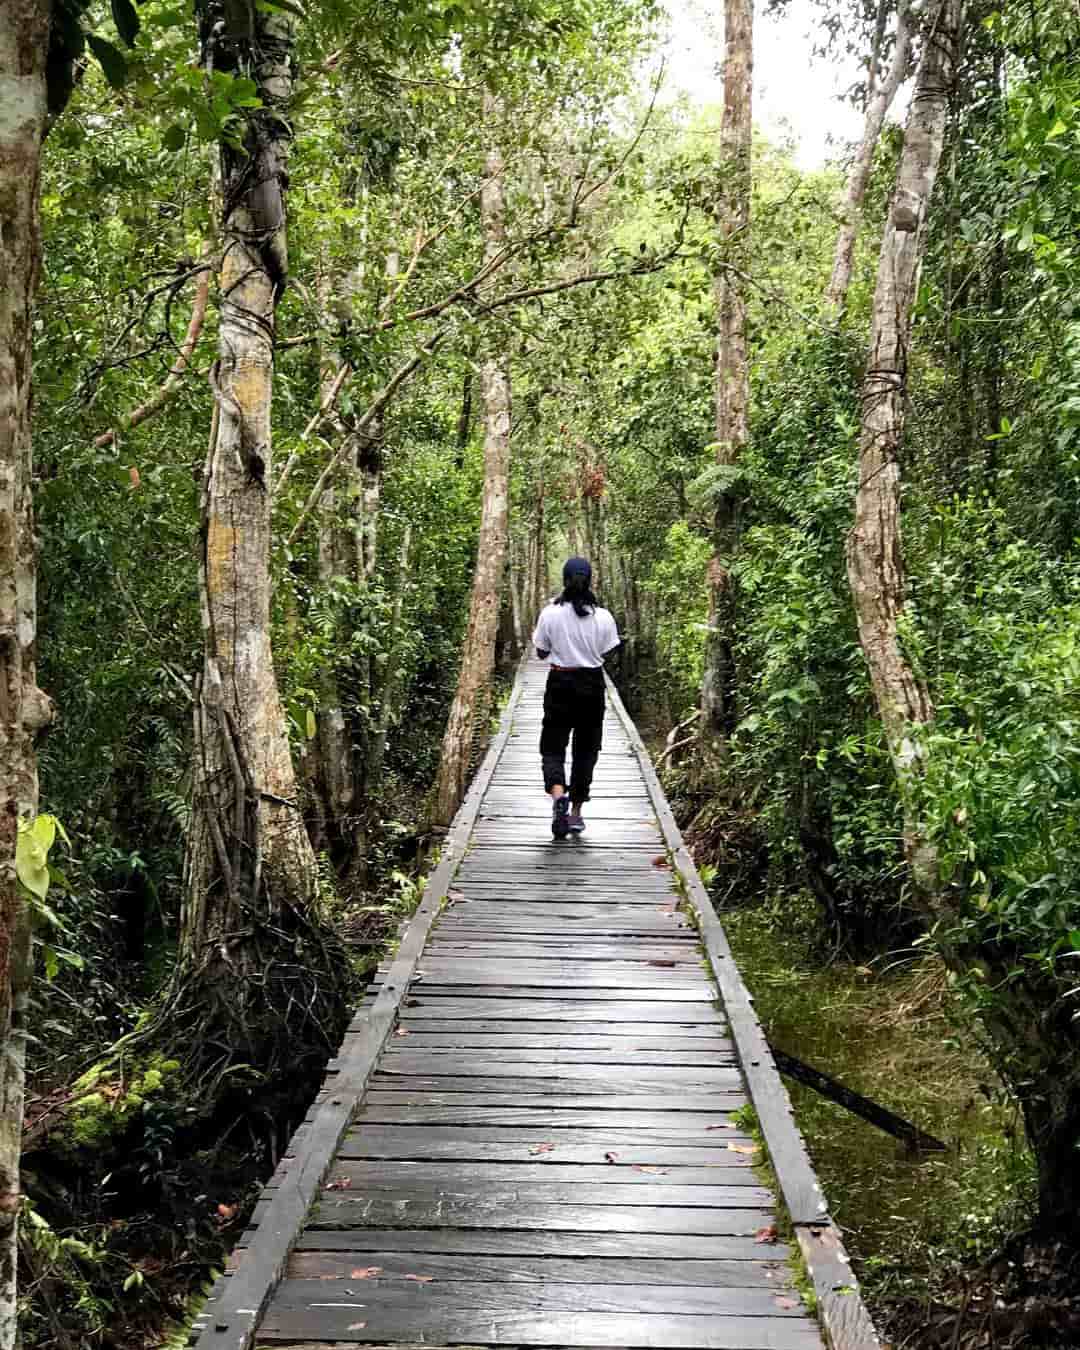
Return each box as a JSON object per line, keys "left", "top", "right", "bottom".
{"left": 556, "top": 558, "right": 598, "bottom": 618}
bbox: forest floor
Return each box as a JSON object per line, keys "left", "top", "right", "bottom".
{"left": 720, "top": 892, "right": 1080, "bottom": 1350}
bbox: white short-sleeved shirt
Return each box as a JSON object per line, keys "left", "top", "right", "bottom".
{"left": 532, "top": 601, "right": 621, "bottom": 669}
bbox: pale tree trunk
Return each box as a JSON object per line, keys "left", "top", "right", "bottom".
{"left": 508, "top": 542, "right": 524, "bottom": 653}
{"left": 433, "top": 92, "right": 511, "bottom": 825}
{"left": 827, "top": 0, "right": 913, "bottom": 315}
{"left": 0, "top": 7, "right": 60, "bottom": 1342}
{"left": 179, "top": 4, "right": 346, "bottom": 1073}
{"left": 368, "top": 524, "right": 412, "bottom": 785}
{"left": 532, "top": 479, "right": 547, "bottom": 622}
{"left": 700, "top": 0, "right": 753, "bottom": 746}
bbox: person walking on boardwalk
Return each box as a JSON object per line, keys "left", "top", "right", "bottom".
{"left": 532, "top": 557, "right": 621, "bottom": 839}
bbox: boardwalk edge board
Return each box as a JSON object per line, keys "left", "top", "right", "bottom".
{"left": 604, "top": 672, "right": 882, "bottom": 1350}
{"left": 188, "top": 666, "right": 527, "bottom": 1350}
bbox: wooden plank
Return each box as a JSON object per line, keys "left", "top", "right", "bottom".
{"left": 395, "top": 989, "right": 718, "bottom": 1005}
{"left": 378, "top": 1049, "right": 738, "bottom": 1067}
{"left": 270, "top": 1279, "right": 801, "bottom": 1316}
{"left": 391, "top": 999, "right": 723, "bottom": 1021}
{"left": 363, "top": 1090, "right": 747, "bottom": 1109}
{"left": 256, "top": 1306, "right": 820, "bottom": 1348}
{"left": 372, "top": 1023, "right": 730, "bottom": 1043}
{"left": 289, "top": 1229, "right": 789, "bottom": 1260}
{"left": 369, "top": 1067, "right": 743, "bottom": 1089}
{"left": 406, "top": 961, "right": 711, "bottom": 989}
{"left": 287, "top": 1251, "right": 789, "bottom": 1286}
{"left": 314, "top": 1181, "right": 773, "bottom": 1208}
{"left": 336, "top": 1130, "right": 755, "bottom": 1163}
{"left": 352, "top": 1108, "right": 748, "bottom": 1130}
{"left": 188, "top": 666, "right": 530, "bottom": 1350}
{"left": 306, "top": 1162, "right": 762, "bottom": 1188}
{"left": 305, "top": 1199, "right": 776, "bottom": 1234}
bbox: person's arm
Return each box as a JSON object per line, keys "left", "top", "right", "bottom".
{"left": 600, "top": 610, "right": 621, "bottom": 654}
{"left": 532, "top": 611, "right": 551, "bottom": 661}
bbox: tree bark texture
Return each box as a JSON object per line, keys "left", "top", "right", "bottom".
{"left": 181, "top": 7, "right": 345, "bottom": 1071}
{"left": 701, "top": 0, "right": 752, "bottom": 744}
{"left": 433, "top": 92, "right": 511, "bottom": 826}
{"left": 0, "top": 7, "right": 57, "bottom": 1342}
{"left": 827, "top": 0, "right": 912, "bottom": 315}
{"left": 845, "top": 0, "right": 958, "bottom": 801}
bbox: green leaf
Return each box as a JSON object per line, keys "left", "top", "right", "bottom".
{"left": 110, "top": 0, "right": 140, "bottom": 47}
{"left": 87, "top": 33, "right": 129, "bottom": 88}
{"left": 305, "top": 709, "right": 317, "bottom": 740}
{"left": 16, "top": 824, "right": 49, "bottom": 901}
{"left": 162, "top": 123, "right": 187, "bottom": 151}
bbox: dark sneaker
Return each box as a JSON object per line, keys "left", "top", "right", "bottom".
{"left": 551, "top": 797, "right": 570, "bottom": 839}
{"left": 567, "top": 813, "right": 585, "bottom": 834}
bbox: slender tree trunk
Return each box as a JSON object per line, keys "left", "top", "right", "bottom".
{"left": 432, "top": 92, "right": 512, "bottom": 825}
{"left": 700, "top": 0, "right": 753, "bottom": 746}
{"left": 0, "top": 8, "right": 60, "bottom": 1340}
{"left": 369, "top": 524, "right": 412, "bottom": 785}
{"left": 532, "top": 479, "right": 546, "bottom": 623}
{"left": 827, "top": 0, "right": 912, "bottom": 315}
{"left": 179, "top": 4, "right": 346, "bottom": 1073}
{"left": 508, "top": 541, "right": 524, "bottom": 654}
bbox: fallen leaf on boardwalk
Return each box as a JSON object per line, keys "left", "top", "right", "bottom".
{"left": 728, "top": 1142, "right": 759, "bottom": 1154}
{"left": 215, "top": 1203, "right": 237, "bottom": 1221}
{"left": 630, "top": 1164, "right": 668, "bottom": 1174}
{"left": 347, "top": 1323, "right": 367, "bottom": 1331}
{"left": 350, "top": 1268, "right": 383, "bottom": 1280}
{"left": 393, "top": 1026, "right": 410, "bottom": 1037}
{"left": 647, "top": 959, "right": 676, "bottom": 967}
{"left": 529, "top": 1142, "right": 556, "bottom": 1155}
{"left": 755, "top": 1226, "right": 779, "bottom": 1245}
{"left": 405, "top": 1274, "right": 434, "bottom": 1283}
{"left": 705, "top": 1123, "right": 735, "bottom": 1130}
{"left": 318, "top": 1274, "right": 343, "bottom": 1281}
{"left": 775, "top": 1296, "right": 797, "bottom": 1310}
{"left": 659, "top": 901, "right": 678, "bottom": 914}
{"left": 326, "top": 1176, "right": 353, "bottom": 1190}
{"left": 604, "top": 1151, "right": 619, "bottom": 1163}
{"left": 447, "top": 890, "right": 465, "bottom": 902}
{"left": 651, "top": 856, "right": 670, "bottom": 869}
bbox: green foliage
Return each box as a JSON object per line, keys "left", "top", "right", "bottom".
{"left": 643, "top": 522, "right": 712, "bottom": 718}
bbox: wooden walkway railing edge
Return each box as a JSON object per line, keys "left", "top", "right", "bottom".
{"left": 604, "top": 674, "right": 882, "bottom": 1350}
{"left": 188, "top": 666, "right": 529, "bottom": 1350}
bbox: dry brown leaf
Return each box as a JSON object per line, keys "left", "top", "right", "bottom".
{"left": 405, "top": 1274, "right": 434, "bottom": 1283}
{"left": 128, "top": 466, "right": 141, "bottom": 490}
{"left": 705, "top": 1123, "right": 735, "bottom": 1131}
{"left": 630, "top": 1164, "right": 669, "bottom": 1174}
{"left": 350, "top": 1267, "right": 383, "bottom": 1279}
{"left": 529, "top": 1142, "right": 556, "bottom": 1155}
{"left": 647, "top": 959, "right": 676, "bottom": 967}
{"left": 651, "top": 856, "right": 670, "bottom": 869}
{"left": 215, "top": 1203, "right": 237, "bottom": 1221}
{"left": 728, "top": 1142, "right": 759, "bottom": 1155}
{"left": 326, "top": 1175, "right": 353, "bottom": 1190}
{"left": 755, "top": 1225, "right": 779, "bottom": 1245}
{"left": 318, "top": 1274, "right": 343, "bottom": 1281}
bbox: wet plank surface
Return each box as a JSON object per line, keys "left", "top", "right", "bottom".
{"left": 243, "top": 661, "right": 825, "bottom": 1350}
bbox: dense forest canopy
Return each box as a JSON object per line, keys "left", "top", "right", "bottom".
{"left": 2, "top": 0, "right": 1080, "bottom": 1344}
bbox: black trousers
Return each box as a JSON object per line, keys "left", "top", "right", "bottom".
{"left": 540, "top": 667, "right": 606, "bottom": 803}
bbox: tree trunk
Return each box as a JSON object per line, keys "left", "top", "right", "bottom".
{"left": 826, "top": 0, "right": 913, "bottom": 315}
{"left": 432, "top": 91, "right": 512, "bottom": 826}
{"left": 845, "top": 0, "right": 956, "bottom": 810}
{"left": 700, "top": 0, "right": 753, "bottom": 746}
{"left": 369, "top": 524, "right": 412, "bottom": 785}
{"left": 179, "top": 3, "right": 346, "bottom": 1078}
{"left": 0, "top": 7, "right": 60, "bottom": 1341}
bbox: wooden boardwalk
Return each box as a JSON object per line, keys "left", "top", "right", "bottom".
{"left": 193, "top": 662, "right": 878, "bottom": 1350}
